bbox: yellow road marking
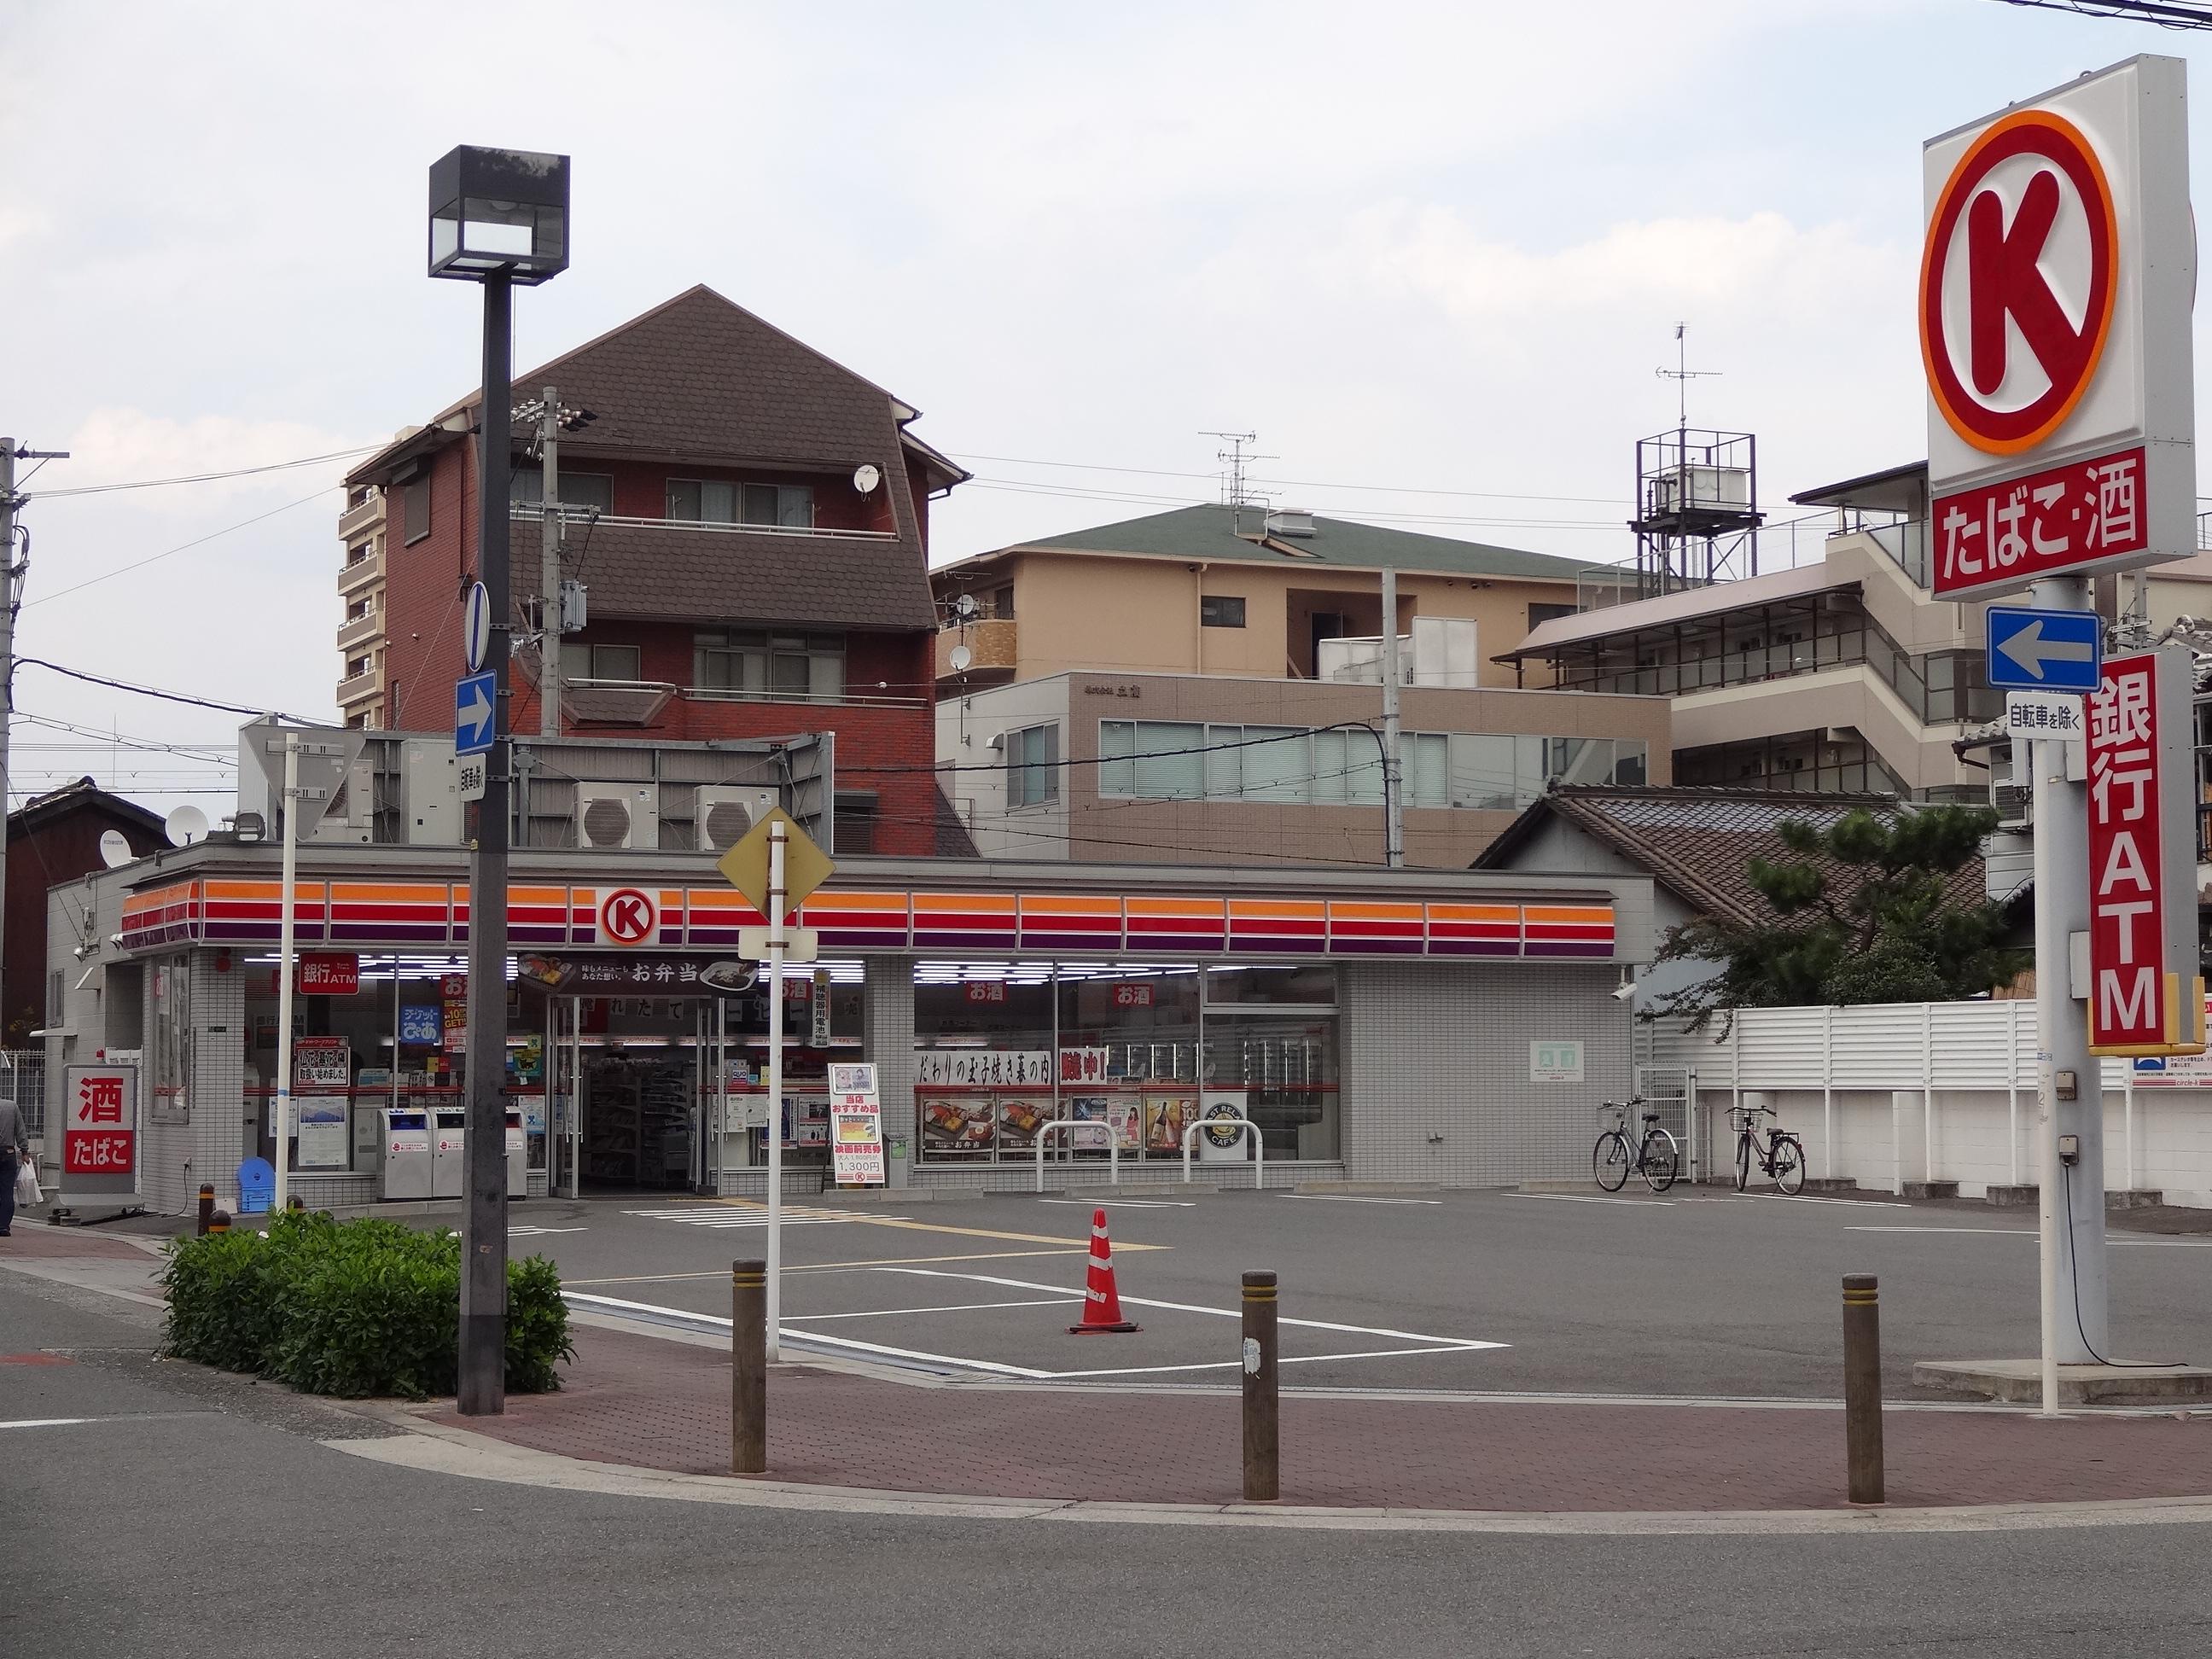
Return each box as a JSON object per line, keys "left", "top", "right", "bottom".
{"left": 654, "top": 1199, "right": 1165, "bottom": 1252}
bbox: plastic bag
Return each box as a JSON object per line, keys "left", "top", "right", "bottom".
{"left": 14, "top": 1158, "right": 39, "bottom": 1208}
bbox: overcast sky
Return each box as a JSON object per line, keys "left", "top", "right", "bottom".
{"left": 3, "top": 0, "right": 2206, "bottom": 818}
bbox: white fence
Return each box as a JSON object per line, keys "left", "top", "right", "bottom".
{"left": 1642, "top": 1002, "right": 2212, "bottom": 1206}
{"left": 0, "top": 1051, "right": 44, "bottom": 1138}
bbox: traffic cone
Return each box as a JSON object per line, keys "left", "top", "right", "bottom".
{"left": 1068, "top": 1207, "right": 1141, "bottom": 1334}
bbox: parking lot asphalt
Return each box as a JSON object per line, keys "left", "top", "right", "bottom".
{"left": 496, "top": 1185, "right": 2212, "bottom": 1398}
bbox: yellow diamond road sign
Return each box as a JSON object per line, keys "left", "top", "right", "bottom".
{"left": 717, "top": 807, "right": 834, "bottom": 923}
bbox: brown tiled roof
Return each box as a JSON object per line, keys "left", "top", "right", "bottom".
{"left": 933, "top": 783, "right": 980, "bottom": 859}
{"left": 1472, "top": 785, "right": 1988, "bottom": 928}
{"left": 526, "top": 519, "right": 934, "bottom": 631}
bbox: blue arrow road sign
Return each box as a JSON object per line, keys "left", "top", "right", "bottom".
{"left": 1984, "top": 606, "right": 2102, "bottom": 693}
{"left": 455, "top": 671, "right": 497, "bottom": 756}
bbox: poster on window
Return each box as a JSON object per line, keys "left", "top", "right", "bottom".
{"left": 995, "top": 1095, "right": 1055, "bottom": 1150}
{"left": 1143, "top": 1094, "right": 1196, "bottom": 1155}
{"left": 919, "top": 1095, "right": 995, "bottom": 1154}
{"left": 828, "top": 1062, "right": 884, "bottom": 1185}
{"left": 293, "top": 1036, "right": 352, "bottom": 1091}
{"left": 914, "top": 1050, "right": 1051, "bottom": 1088}
{"left": 295, "top": 1097, "right": 351, "bottom": 1168}
{"left": 1058, "top": 1046, "right": 1113, "bottom": 1085}
{"left": 1065, "top": 1096, "right": 1136, "bottom": 1153}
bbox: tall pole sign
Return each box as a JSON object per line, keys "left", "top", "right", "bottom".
{"left": 1920, "top": 57, "right": 2196, "bottom": 1409}
{"left": 1924, "top": 57, "right": 2193, "bottom": 599}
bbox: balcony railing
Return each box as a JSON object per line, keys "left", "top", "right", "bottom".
{"left": 336, "top": 613, "right": 380, "bottom": 651}
{"left": 566, "top": 677, "right": 925, "bottom": 710}
{"left": 339, "top": 548, "right": 381, "bottom": 593}
{"left": 339, "top": 491, "right": 384, "bottom": 538}
{"left": 510, "top": 506, "right": 898, "bottom": 542}
{"left": 335, "top": 668, "right": 381, "bottom": 707}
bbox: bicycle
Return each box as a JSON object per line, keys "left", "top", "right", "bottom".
{"left": 1592, "top": 1098, "right": 1679, "bottom": 1193}
{"left": 1733, "top": 1103, "right": 1806, "bottom": 1195}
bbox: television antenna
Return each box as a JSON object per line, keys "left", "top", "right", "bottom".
{"left": 1202, "top": 429, "right": 1277, "bottom": 534}
{"left": 1656, "top": 323, "right": 1722, "bottom": 429}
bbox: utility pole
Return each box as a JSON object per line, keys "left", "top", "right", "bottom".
{"left": 0, "top": 439, "right": 67, "bottom": 1036}
{"left": 1379, "top": 566, "right": 1404, "bottom": 869}
{"left": 460, "top": 271, "right": 515, "bottom": 1417}
{"left": 537, "top": 385, "right": 562, "bottom": 737}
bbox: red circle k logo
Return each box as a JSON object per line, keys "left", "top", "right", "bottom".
{"left": 1919, "top": 108, "right": 2117, "bottom": 457}
{"left": 598, "top": 887, "right": 657, "bottom": 946}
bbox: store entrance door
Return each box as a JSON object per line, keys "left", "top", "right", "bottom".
{"left": 579, "top": 1051, "right": 696, "bottom": 1191}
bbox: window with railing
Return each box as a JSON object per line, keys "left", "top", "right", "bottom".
{"left": 667, "top": 479, "right": 812, "bottom": 528}
{"left": 693, "top": 630, "right": 845, "bottom": 700}
{"left": 511, "top": 471, "right": 614, "bottom": 512}
{"left": 1097, "top": 720, "right": 1646, "bottom": 808}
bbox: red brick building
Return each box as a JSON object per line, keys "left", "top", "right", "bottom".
{"left": 6, "top": 779, "right": 166, "bottom": 1045}
{"left": 344, "top": 286, "right": 966, "bottom": 855}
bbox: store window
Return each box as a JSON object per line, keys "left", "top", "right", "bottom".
{"left": 909, "top": 962, "right": 1337, "bottom": 1165}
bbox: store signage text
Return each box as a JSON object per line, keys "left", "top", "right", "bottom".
{"left": 597, "top": 887, "right": 660, "bottom": 947}
{"left": 295, "top": 952, "right": 360, "bottom": 996}
{"left": 914, "top": 1050, "right": 1051, "bottom": 1087}
{"left": 63, "top": 1065, "right": 137, "bottom": 1187}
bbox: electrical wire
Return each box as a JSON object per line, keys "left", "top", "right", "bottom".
{"left": 843, "top": 720, "right": 1390, "bottom": 778}
{"left": 2059, "top": 1163, "right": 2184, "bottom": 1366}
{"left": 22, "top": 483, "right": 339, "bottom": 608}
{"left": 949, "top": 451, "right": 1638, "bottom": 509}
{"left": 15, "top": 656, "right": 303, "bottom": 720}
{"left": 20, "top": 444, "right": 381, "bottom": 500}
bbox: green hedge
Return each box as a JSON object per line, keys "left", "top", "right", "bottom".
{"left": 161, "top": 1213, "right": 573, "bottom": 1399}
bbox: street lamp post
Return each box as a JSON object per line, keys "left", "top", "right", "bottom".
{"left": 428, "top": 144, "right": 569, "bottom": 1417}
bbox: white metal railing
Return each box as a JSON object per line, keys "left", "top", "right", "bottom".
{"left": 560, "top": 678, "right": 926, "bottom": 711}
{"left": 1181, "top": 1118, "right": 1263, "bottom": 1187}
{"left": 509, "top": 505, "right": 897, "bottom": 543}
{"left": 1033, "top": 1120, "right": 1121, "bottom": 1191}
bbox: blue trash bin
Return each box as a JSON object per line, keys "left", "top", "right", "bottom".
{"left": 236, "top": 1156, "right": 274, "bottom": 1214}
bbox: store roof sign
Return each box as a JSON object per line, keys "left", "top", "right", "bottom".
{"left": 1922, "top": 55, "right": 2195, "bottom": 599}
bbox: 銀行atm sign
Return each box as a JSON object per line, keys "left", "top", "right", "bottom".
{"left": 1923, "top": 55, "right": 2194, "bottom": 599}
{"left": 2086, "top": 647, "right": 2205, "bottom": 1057}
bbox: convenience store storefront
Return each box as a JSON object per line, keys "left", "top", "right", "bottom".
{"left": 61, "top": 848, "right": 1652, "bottom": 1213}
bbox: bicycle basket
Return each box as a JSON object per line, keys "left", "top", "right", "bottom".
{"left": 1727, "top": 1107, "right": 1756, "bottom": 1134}
{"left": 1596, "top": 1103, "right": 1628, "bottom": 1133}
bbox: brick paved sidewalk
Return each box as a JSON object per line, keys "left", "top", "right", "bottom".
{"left": 427, "top": 1325, "right": 2212, "bottom": 1511}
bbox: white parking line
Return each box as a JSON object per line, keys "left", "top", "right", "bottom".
{"left": 622, "top": 1206, "right": 901, "bottom": 1229}
{"left": 1848, "top": 1225, "right": 2212, "bottom": 1247}
{"left": 1036, "top": 1199, "right": 1196, "bottom": 1209}
{"left": 509, "top": 1225, "right": 589, "bottom": 1237}
{"left": 1276, "top": 1194, "right": 1444, "bottom": 1206}
{"left": 1741, "top": 1193, "right": 1913, "bottom": 1208}
{"left": 783, "top": 1298, "right": 1079, "bottom": 1321}
{"left": 1507, "top": 1192, "right": 1673, "bottom": 1207}
{"left": 562, "top": 1290, "right": 1054, "bottom": 1377}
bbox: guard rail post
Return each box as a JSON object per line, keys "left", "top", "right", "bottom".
{"left": 1242, "top": 1269, "right": 1279, "bottom": 1502}
{"left": 196, "top": 1184, "right": 215, "bottom": 1237}
{"left": 1842, "top": 1273, "right": 1884, "bottom": 1505}
{"left": 732, "top": 1257, "right": 767, "bottom": 1475}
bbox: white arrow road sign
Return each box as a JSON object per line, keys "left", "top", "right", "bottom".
{"left": 1995, "top": 618, "right": 2096, "bottom": 681}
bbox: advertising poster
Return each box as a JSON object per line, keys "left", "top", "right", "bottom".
{"left": 399, "top": 1004, "right": 442, "bottom": 1046}
{"left": 920, "top": 1094, "right": 994, "bottom": 1154}
{"left": 1142, "top": 1093, "right": 1196, "bottom": 1155}
{"left": 62, "top": 1065, "right": 138, "bottom": 1192}
{"left": 914, "top": 1050, "right": 1051, "bottom": 1088}
{"left": 828, "top": 1062, "right": 884, "bottom": 1185}
{"left": 1061, "top": 1097, "right": 1126, "bottom": 1154}
{"left": 995, "top": 1095, "right": 1054, "bottom": 1150}
{"left": 1197, "top": 1089, "right": 1250, "bottom": 1162}
{"left": 1058, "top": 1046, "right": 1113, "bottom": 1085}
{"left": 293, "top": 1036, "right": 352, "bottom": 1091}
{"left": 295, "top": 1098, "right": 350, "bottom": 1168}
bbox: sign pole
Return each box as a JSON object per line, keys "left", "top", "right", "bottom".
{"left": 2028, "top": 575, "right": 2104, "bottom": 1414}
{"left": 765, "top": 818, "right": 786, "bottom": 1362}
{"left": 272, "top": 731, "right": 300, "bottom": 1218}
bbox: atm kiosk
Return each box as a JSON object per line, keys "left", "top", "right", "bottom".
{"left": 381, "top": 1109, "right": 433, "bottom": 1201}
{"left": 430, "top": 1107, "right": 467, "bottom": 1198}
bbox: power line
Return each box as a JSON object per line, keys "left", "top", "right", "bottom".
{"left": 846, "top": 720, "right": 1390, "bottom": 779}
{"left": 1986, "top": 0, "right": 2212, "bottom": 24}
{"left": 20, "top": 443, "right": 381, "bottom": 500}
{"left": 950, "top": 450, "right": 1635, "bottom": 508}
{"left": 15, "top": 656, "right": 304, "bottom": 720}
{"left": 22, "top": 483, "right": 339, "bottom": 608}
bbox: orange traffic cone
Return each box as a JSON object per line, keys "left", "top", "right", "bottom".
{"left": 1068, "top": 1207, "right": 1141, "bottom": 1334}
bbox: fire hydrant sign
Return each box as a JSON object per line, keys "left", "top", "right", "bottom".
{"left": 2085, "top": 646, "right": 2205, "bottom": 1056}
{"left": 1922, "top": 56, "right": 2195, "bottom": 598}
{"left": 826, "top": 1062, "right": 885, "bottom": 1186}
{"left": 62, "top": 1065, "right": 137, "bottom": 1193}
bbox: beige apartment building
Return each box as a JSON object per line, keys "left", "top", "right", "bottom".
{"left": 932, "top": 505, "right": 1666, "bottom": 867}
{"left": 335, "top": 482, "right": 388, "bottom": 725}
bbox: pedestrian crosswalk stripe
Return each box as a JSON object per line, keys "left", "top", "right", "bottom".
{"left": 623, "top": 1206, "right": 903, "bottom": 1229}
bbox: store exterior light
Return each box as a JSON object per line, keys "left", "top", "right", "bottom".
{"left": 427, "top": 146, "right": 569, "bottom": 283}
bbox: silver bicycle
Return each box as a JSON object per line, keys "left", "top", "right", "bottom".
{"left": 1592, "top": 1097, "right": 1679, "bottom": 1193}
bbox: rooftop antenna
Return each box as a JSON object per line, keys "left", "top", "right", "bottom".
{"left": 1656, "top": 322, "right": 1721, "bottom": 432}
{"left": 1202, "top": 429, "right": 1276, "bottom": 535}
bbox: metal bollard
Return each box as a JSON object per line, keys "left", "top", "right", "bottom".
{"left": 196, "top": 1185, "right": 216, "bottom": 1237}
{"left": 1842, "top": 1273, "right": 1885, "bottom": 1505}
{"left": 1242, "top": 1270, "right": 1279, "bottom": 1503}
{"left": 732, "top": 1257, "right": 767, "bottom": 1476}
{"left": 207, "top": 1209, "right": 232, "bottom": 1236}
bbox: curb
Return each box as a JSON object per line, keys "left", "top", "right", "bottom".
{"left": 325, "top": 1410, "right": 2212, "bottom": 1536}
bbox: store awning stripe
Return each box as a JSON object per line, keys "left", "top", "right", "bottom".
{"left": 112, "top": 878, "right": 1618, "bottom": 962}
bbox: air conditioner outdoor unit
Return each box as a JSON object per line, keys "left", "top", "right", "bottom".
{"left": 694, "top": 786, "right": 781, "bottom": 853}
{"left": 575, "top": 782, "right": 659, "bottom": 850}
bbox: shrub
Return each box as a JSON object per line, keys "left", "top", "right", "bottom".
{"left": 161, "top": 1213, "right": 573, "bottom": 1400}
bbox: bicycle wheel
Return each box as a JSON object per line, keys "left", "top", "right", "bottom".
{"left": 1593, "top": 1131, "right": 1631, "bottom": 1191}
{"left": 1734, "top": 1132, "right": 1752, "bottom": 1192}
{"left": 1639, "top": 1128, "right": 1680, "bottom": 1193}
{"left": 1773, "top": 1134, "right": 1806, "bottom": 1195}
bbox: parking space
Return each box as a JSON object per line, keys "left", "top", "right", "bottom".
{"left": 509, "top": 1185, "right": 2212, "bottom": 1398}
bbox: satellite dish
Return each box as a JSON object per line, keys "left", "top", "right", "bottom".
{"left": 98, "top": 830, "right": 133, "bottom": 869}
{"left": 955, "top": 593, "right": 978, "bottom": 619}
{"left": 852, "top": 463, "right": 882, "bottom": 495}
{"left": 165, "top": 805, "right": 209, "bottom": 847}
{"left": 948, "top": 644, "right": 973, "bottom": 673}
